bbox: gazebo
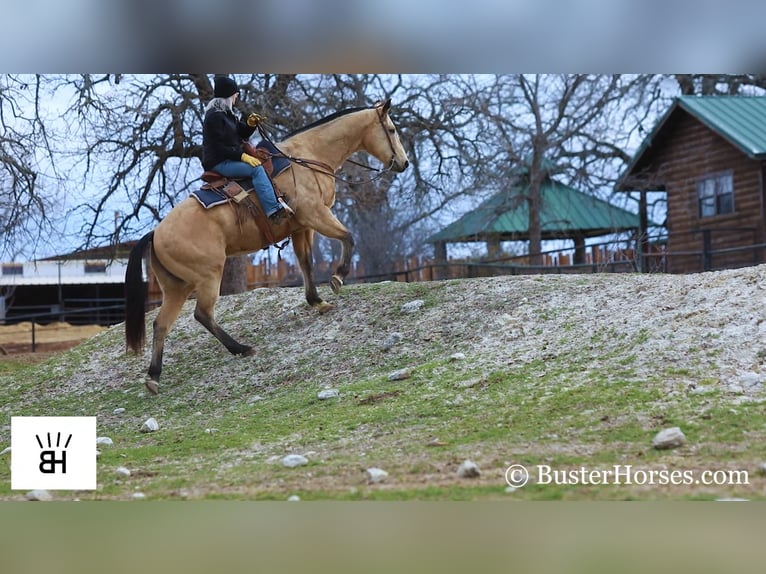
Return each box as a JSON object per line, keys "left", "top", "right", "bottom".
{"left": 427, "top": 175, "right": 648, "bottom": 267}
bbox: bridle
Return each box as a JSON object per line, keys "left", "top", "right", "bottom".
{"left": 345, "top": 105, "right": 398, "bottom": 173}
{"left": 253, "top": 105, "right": 400, "bottom": 186}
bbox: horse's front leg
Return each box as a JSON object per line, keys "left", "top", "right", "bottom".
{"left": 329, "top": 230, "right": 354, "bottom": 295}
{"left": 292, "top": 228, "right": 334, "bottom": 313}
{"left": 303, "top": 207, "right": 355, "bottom": 297}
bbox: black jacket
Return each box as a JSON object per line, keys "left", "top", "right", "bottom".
{"left": 201, "top": 108, "right": 256, "bottom": 170}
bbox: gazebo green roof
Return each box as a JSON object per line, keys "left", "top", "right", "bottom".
{"left": 428, "top": 178, "right": 646, "bottom": 243}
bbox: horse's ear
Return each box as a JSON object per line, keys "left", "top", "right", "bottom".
{"left": 376, "top": 98, "right": 391, "bottom": 114}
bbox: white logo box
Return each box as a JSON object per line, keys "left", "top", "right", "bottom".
{"left": 11, "top": 416, "right": 97, "bottom": 490}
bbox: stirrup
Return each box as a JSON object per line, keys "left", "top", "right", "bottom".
{"left": 277, "top": 197, "right": 295, "bottom": 215}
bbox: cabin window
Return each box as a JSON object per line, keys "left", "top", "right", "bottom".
{"left": 697, "top": 171, "right": 733, "bottom": 218}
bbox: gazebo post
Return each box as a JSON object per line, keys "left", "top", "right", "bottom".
{"left": 433, "top": 240, "right": 447, "bottom": 280}
{"left": 573, "top": 234, "right": 586, "bottom": 265}
{"left": 486, "top": 236, "right": 502, "bottom": 260}
{"left": 638, "top": 189, "right": 649, "bottom": 272}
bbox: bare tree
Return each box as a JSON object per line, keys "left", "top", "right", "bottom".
{"left": 475, "top": 74, "right": 666, "bottom": 265}
{"left": 673, "top": 74, "right": 766, "bottom": 96}
{"left": 312, "top": 75, "right": 493, "bottom": 275}
{"left": 0, "top": 75, "right": 60, "bottom": 259}
{"left": 51, "top": 74, "right": 312, "bottom": 292}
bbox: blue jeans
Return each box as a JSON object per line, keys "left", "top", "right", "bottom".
{"left": 212, "top": 160, "right": 280, "bottom": 216}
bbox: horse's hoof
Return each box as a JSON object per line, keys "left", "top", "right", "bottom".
{"left": 329, "top": 275, "right": 343, "bottom": 294}
{"left": 316, "top": 301, "right": 335, "bottom": 314}
{"left": 242, "top": 346, "right": 256, "bottom": 357}
{"left": 145, "top": 379, "right": 159, "bottom": 395}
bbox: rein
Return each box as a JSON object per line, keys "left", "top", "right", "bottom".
{"left": 253, "top": 106, "right": 396, "bottom": 186}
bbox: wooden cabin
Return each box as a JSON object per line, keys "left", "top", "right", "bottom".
{"left": 617, "top": 96, "right": 766, "bottom": 273}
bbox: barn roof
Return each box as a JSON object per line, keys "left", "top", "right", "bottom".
{"left": 427, "top": 178, "right": 644, "bottom": 243}
{"left": 617, "top": 95, "right": 766, "bottom": 190}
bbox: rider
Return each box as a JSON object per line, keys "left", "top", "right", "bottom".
{"left": 202, "top": 75, "right": 289, "bottom": 222}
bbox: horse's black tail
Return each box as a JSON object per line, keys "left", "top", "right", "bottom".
{"left": 124, "top": 231, "right": 154, "bottom": 354}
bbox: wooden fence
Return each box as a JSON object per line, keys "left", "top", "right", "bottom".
{"left": 233, "top": 244, "right": 654, "bottom": 290}
{"left": 142, "top": 224, "right": 766, "bottom": 296}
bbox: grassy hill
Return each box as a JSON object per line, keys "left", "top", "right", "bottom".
{"left": 2, "top": 268, "right": 766, "bottom": 500}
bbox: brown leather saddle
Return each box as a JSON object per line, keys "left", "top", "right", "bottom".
{"left": 199, "top": 144, "right": 292, "bottom": 245}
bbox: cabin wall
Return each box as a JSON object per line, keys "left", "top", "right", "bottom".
{"left": 640, "top": 113, "right": 765, "bottom": 273}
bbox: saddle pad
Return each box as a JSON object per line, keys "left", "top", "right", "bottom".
{"left": 255, "top": 140, "right": 291, "bottom": 177}
{"left": 191, "top": 188, "right": 230, "bottom": 209}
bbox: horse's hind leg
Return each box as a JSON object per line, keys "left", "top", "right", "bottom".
{"left": 292, "top": 228, "right": 333, "bottom": 313}
{"left": 193, "top": 280, "right": 254, "bottom": 356}
{"left": 147, "top": 271, "right": 193, "bottom": 394}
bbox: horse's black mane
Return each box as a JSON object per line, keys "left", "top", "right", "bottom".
{"left": 286, "top": 106, "right": 370, "bottom": 139}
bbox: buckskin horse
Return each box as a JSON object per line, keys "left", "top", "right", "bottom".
{"left": 124, "top": 99, "right": 409, "bottom": 394}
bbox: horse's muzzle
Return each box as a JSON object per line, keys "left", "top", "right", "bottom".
{"left": 392, "top": 158, "right": 410, "bottom": 172}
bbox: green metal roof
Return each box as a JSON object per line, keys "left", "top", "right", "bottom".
{"left": 676, "top": 95, "right": 766, "bottom": 158}
{"left": 427, "top": 178, "right": 645, "bottom": 243}
{"left": 617, "top": 96, "right": 766, "bottom": 190}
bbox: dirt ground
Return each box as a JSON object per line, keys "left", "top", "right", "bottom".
{"left": 0, "top": 322, "right": 105, "bottom": 355}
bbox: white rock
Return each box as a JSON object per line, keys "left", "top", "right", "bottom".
{"left": 652, "top": 427, "right": 686, "bottom": 450}
{"left": 113, "top": 408, "right": 126, "bottom": 415}
{"left": 141, "top": 418, "right": 159, "bottom": 433}
{"left": 457, "top": 459, "right": 481, "bottom": 478}
{"left": 0, "top": 446, "right": 11, "bottom": 456}
{"left": 115, "top": 466, "right": 131, "bottom": 477}
{"left": 26, "top": 489, "right": 52, "bottom": 501}
{"left": 388, "top": 368, "right": 412, "bottom": 381}
{"left": 132, "top": 492, "right": 146, "bottom": 500}
{"left": 317, "top": 389, "right": 340, "bottom": 400}
{"left": 449, "top": 352, "right": 467, "bottom": 361}
{"left": 459, "top": 378, "right": 482, "bottom": 388}
{"left": 247, "top": 395, "right": 265, "bottom": 405}
{"left": 401, "top": 300, "right": 425, "bottom": 313}
{"left": 204, "top": 428, "right": 219, "bottom": 434}
{"left": 381, "top": 333, "right": 402, "bottom": 350}
{"left": 96, "top": 437, "right": 113, "bottom": 446}
{"left": 287, "top": 495, "right": 301, "bottom": 502}
{"left": 282, "top": 454, "right": 309, "bottom": 468}
{"left": 366, "top": 467, "right": 389, "bottom": 484}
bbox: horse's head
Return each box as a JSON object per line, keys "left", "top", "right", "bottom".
{"left": 369, "top": 98, "right": 410, "bottom": 173}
